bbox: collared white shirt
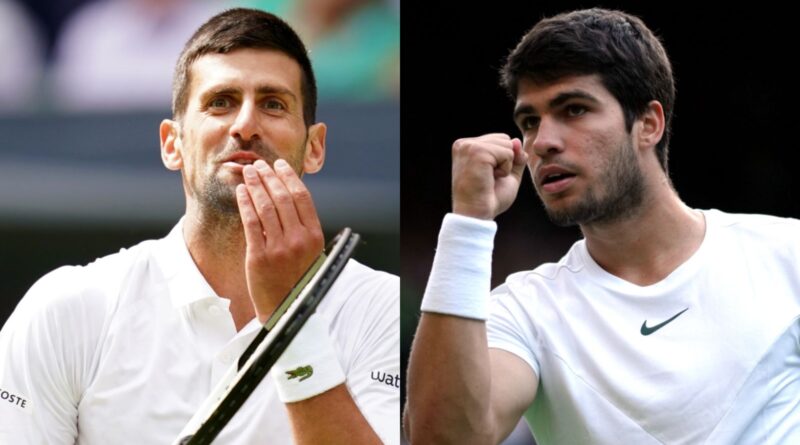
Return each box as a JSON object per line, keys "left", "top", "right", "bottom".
{"left": 0, "top": 220, "right": 400, "bottom": 444}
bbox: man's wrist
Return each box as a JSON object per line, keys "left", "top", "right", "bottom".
{"left": 452, "top": 203, "right": 496, "bottom": 221}
{"left": 271, "top": 313, "right": 346, "bottom": 403}
{"left": 420, "top": 213, "right": 497, "bottom": 320}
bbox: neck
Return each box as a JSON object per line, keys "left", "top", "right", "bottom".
{"left": 182, "top": 204, "right": 255, "bottom": 330}
{"left": 581, "top": 176, "right": 706, "bottom": 286}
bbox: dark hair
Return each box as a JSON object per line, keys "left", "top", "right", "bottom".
{"left": 172, "top": 8, "right": 317, "bottom": 126}
{"left": 501, "top": 8, "right": 675, "bottom": 172}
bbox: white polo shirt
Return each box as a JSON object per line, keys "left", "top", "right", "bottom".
{"left": 0, "top": 220, "right": 400, "bottom": 444}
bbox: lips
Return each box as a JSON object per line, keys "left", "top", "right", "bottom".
{"left": 220, "top": 152, "right": 263, "bottom": 173}
{"left": 537, "top": 165, "right": 577, "bottom": 194}
{"left": 226, "top": 158, "right": 256, "bottom": 165}
{"left": 222, "top": 152, "right": 261, "bottom": 165}
{"left": 542, "top": 172, "right": 574, "bottom": 185}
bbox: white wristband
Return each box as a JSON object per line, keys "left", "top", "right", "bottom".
{"left": 420, "top": 213, "right": 497, "bottom": 320}
{"left": 271, "top": 313, "right": 346, "bottom": 403}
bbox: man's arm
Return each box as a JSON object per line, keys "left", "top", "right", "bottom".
{"left": 405, "top": 314, "right": 537, "bottom": 444}
{"left": 286, "top": 384, "right": 381, "bottom": 443}
{"left": 405, "top": 134, "right": 536, "bottom": 444}
{"left": 0, "top": 266, "right": 100, "bottom": 444}
{"left": 236, "top": 159, "right": 382, "bottom": 444}
{"left": 286, "top": 285, "right": 399, "bottom": 445}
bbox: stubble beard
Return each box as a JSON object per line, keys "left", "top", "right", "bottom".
{"left": 196, "top": 138, "right": 307, "bottom": 226}
{"left": 543, "top": 138, "right": 646, "bottom": 227}
{"left": 200, "top": 174, "right": 241, "bottom": 217}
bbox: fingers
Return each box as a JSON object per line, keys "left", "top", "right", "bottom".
{"left": 242, "top": 162, "right": 282, "bottom": 237}
{"left": 238, "top": 159, "right": 325, "bottom": 320}
{"left": 452, "top": 133, "right": 518, "bottom": 178}
{"left": 510, "top": 138, "right": 528, "bottom": 178}
{"left": 512, "top": 138, "right": 525, "bottom": 163}
{"left": 453, "top": 134, "right": 517, "bottom": 164}
{"left": 273, "top": 159, "right": 323, "bottom": 234}
{"left": 238, "top": 159, "right": 322, "bottom": 240}
{"left": 237, "top": 183, "right": 265, "bottom": 254}
{"left": 451, "top": 133, "right": 526, "bottom": 220}
{"left": 253, "top": 159, "right": 301, "bottom": 231}
{"left": 495, "top": 138, "right": 528, "bottom": 179}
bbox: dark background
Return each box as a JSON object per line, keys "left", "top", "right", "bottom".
{"left": 400, "top": 2, "right": 800, "bottom": 442}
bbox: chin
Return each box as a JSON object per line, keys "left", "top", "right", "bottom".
{"left": 541, "top": 195, "right": 594, "bottom": 227}
{"left": 217, "top": 168, "right": 244, "bottom": 183}
{"left": 199, "top": 178, "right": 240, "bottom": 215}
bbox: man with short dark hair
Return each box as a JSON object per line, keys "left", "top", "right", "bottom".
{"left": 0, "top": 8, "right": 398, "bottom": 444}
{"left": 405, "top": 8, "right": 800, "bottom": 444}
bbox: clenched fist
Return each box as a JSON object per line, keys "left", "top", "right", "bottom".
{"left": 451, "top": 133, "right": 528, "bottom": 220}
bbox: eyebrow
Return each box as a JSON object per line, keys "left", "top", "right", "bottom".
{"left": 513, "top": 90, "right": 601, "bottom": 122}
{"left": 200, "top": 85, "right": 298, "bottom": 104}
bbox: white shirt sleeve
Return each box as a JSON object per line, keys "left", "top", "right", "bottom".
{"left": 0, "top": 266, "right": 105, "bottom": 444}
{"left": 328, "top": 265, "right": 400, "bottom": 445}
{"left": 486, "top": 282, "right": 542, "bottom": 379}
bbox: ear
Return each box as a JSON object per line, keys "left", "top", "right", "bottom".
{"left": 160, "top": 119, "right": 183, "bottom": 171}
{"left": 636, "top": 100, "right": 665, "bottom": 151}
{"left": 303, "top": 122, "right": 327, "bottom": 174}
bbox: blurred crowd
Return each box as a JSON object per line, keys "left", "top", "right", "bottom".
{"left": 0, "top": 0, "right": 399, "bottom": 114}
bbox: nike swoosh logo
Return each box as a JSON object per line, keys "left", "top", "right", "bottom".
{"left": 640, "top": 308, "right": 689, "bottom": 336}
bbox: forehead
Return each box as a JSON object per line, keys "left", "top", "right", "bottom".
{"left": 188, "top": 48, "right": 303, "bottom": 99}
{"left": 515, "top": 74, "right": 618, "bottom": 112}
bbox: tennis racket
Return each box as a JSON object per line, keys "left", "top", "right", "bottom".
{"left": 173, "top": 227, "right": 360, "bottom": 445}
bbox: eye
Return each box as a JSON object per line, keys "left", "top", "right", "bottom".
{"left": 209, "top": 97, "right": 231, "bottom": 108}
{"left": 565, "top": 104, "right": 587, "bottom": 117}
{"left": 519, "top": 115, "right": 540, "bottom": 131}
{"left": 263, "top": 99, "right": 286, "bottom": 111}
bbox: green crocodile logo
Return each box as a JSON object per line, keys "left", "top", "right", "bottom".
{"left": 286, "top": 365, "right": 314, "bottom": 382}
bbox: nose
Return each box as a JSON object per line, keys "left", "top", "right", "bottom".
{"left": 229, "top": 101, "right": 260, "bottom": 142}
{"left": 530, "top": 116, "right": 565, "bottom": 158}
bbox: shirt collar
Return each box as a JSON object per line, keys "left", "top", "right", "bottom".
{"left": 154, "top": 217, "right": 222, "bottom": 309}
